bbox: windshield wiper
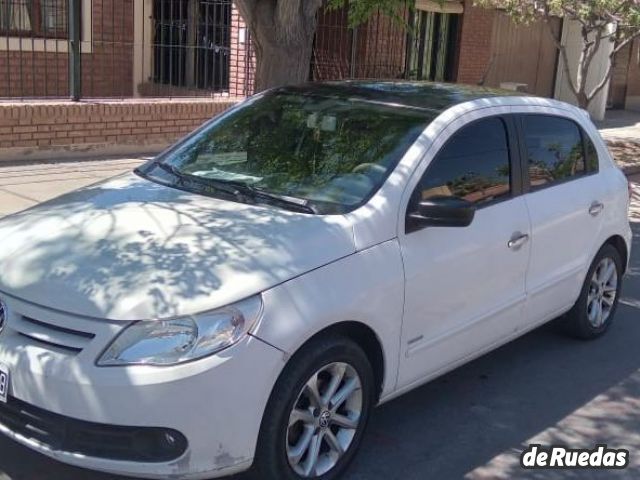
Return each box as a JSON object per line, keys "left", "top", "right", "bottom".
{"left": 151, "top": 162, "right": 317, "bottom": 214}
{"left": 152, "top": 161, "right": 245, "bottom": 197}
{"left": 217, "top": 180, "right": 317, "bottom": 214}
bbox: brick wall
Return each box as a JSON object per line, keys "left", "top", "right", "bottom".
{"left": 83, "top": 0, "right": 135, "bottom": 97}
{"left": 456, "top": 0, "right": 495, "bottom": 85}
{"left": 355, "top": 10, "right": 408, "bottom": 79}
{"left": 313, "top": 6, "right": 353, "bottom": 80}
{"left": 0, "top": 0, "right": 135, "bottom": 99}
{"left": 0, "top": 99, "right": 239, "bottom": 161}
{"left": 229, "top": 5, "right": 255, "bottom": 96}
{"left": 1, "top": 52, "right": 69, "bottom": 98}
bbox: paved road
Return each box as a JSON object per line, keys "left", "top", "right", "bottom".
{"left": 1, "top": 166, "right": 640, "bottom": 480}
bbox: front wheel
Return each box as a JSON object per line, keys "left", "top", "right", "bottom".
{"left": 253, "top": 335, "right": 375, "bottom": 480}
{"left": 563, "top": 244, "right": 623, "bottom": 339}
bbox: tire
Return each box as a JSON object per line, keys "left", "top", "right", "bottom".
{"left": 253, "top": 335, "right": 375, "bottom": 480}
{"left": 563, "top": 244, "right": 623, "bottom": 340}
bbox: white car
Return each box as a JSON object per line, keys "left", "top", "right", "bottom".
{"left": 0, "top": 82, "right": 631, "bottom": 480}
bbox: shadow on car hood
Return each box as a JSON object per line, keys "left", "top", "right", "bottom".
{"left": 0, "top": 173, "right": 355, "bottom": 321}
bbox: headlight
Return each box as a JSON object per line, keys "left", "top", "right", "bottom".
{"left": 97, "top": 295, "right": 262, "bottom": 366}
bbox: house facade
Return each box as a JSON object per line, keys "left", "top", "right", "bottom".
{"left": 0, "top": 0, "right": 134, "bottom": 98}
{"left": 1, "top": 0, "right": 639, "bottom": 120}
{"left": 0, "top": 0, "right": 253, "bottom": 98}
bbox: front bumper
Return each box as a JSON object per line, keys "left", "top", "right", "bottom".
{"left": 0, "top": 396, "right": 189, "bottom": 463}
{"left": 0, "top": 294, "right": 286, "bottom": 479}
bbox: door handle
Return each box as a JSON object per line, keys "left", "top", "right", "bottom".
{"left": 589, "top": 201, "right": 604, "bottom": 217}
{"left": 508, "top": 233, "right": 530, "bottom": 250}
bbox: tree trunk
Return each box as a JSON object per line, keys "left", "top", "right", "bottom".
{"left": 234, "top": 0, "right": 324, "bottom": 92}
{"left": 575, "top": 90, "right": 589, "bottom": 109}
{"left": 254, "top": 36, "right": 314, "bottom": 91}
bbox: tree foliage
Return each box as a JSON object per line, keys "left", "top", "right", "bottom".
{"left": 475, "top": 0, "right": 640, "bottom": 108}
{"left": 327, "top": 0, "right": 412, "bottom": 27}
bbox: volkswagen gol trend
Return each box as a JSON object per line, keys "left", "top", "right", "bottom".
{"left": 0, "top": 82, "right": 631, "bottom": 480}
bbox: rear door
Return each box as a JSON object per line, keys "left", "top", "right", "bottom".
{"left": 517, "top": 113, "right": 605, "bottom": 327}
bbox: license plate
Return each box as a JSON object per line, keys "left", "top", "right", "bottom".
{"left": 0, "top": 365, "right": 9, "bottom": 403}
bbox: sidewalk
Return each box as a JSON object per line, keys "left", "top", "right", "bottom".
{"left": 596, "top": 109, "right": 640, "bottom": 142}
{"left": 595, "top": 110, "right": 640, "bottom": 175}
{"left": 0, "top": 156, "right": 148, "bottom": 217}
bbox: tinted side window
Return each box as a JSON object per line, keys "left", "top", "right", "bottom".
{"left": 416, "top": 117, "right": 511, "bottom": 206}
{"left": 523, "top": 116, "right": 586, "bottom": 189}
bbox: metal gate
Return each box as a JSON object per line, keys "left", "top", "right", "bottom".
{"left": 152, "top": 0, "right": 232, "bottom": 92}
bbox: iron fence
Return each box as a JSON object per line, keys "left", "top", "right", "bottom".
{"left": 312, "top": 2, "right": 460, "bottom": 84}
{"left": 0, "top": 0, "right": 461, "bottom": 101}
{"left": 0, "top": 0, "right": 255, "bottom": 100}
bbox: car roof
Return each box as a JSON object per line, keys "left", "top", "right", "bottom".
{"left": 277, "top": 80, "right": 530, "bottom": 114}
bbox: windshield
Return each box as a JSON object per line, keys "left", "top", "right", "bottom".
{"left": 139, "top": 90, "right": 434, "bottom": 214}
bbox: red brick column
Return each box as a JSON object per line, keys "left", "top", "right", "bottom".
{"left": 229, "top": 7, "right": 255, "bottom": 97}
{"left": 456, "top": 0, "right": 495, "bottom": 85}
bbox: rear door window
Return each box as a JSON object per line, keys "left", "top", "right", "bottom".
{"left": 522, "top": 115, "right": 588, "bottom": 190}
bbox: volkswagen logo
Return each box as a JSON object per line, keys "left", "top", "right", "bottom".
{"left": 0, "top": 298, "right": 6, "bottom": 334}
{"left": 318, "top": 410, "right": 332, "bottom": 429}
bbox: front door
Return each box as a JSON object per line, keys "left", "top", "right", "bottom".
{"left": 397, "top": 115, "right": 531, "bottom": 389}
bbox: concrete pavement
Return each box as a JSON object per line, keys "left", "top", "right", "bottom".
{"left": 1, "top": 164, "right": 640, "bottom": 479}
{"left": 596, "top": 110, "right": 640, "bottom": 142}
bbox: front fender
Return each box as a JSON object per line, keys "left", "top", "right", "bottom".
{"left": 252, "top": 240, "right": 405, "bottom": 399}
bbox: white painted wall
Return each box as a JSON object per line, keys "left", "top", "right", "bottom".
{"left": 554, "top": 20, "right": 615, "bottom": 121}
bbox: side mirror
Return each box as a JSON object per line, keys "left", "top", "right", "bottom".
{"left": 406, "top": 196, "right": 476, "bottom": 233}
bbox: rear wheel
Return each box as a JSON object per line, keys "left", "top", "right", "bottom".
{"left": 254, "top": 335, "right": 375, "bottom": 480}
{"left": 563, "top": 244, "right": 623, "bottom": 339}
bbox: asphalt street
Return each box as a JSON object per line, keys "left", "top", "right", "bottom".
{"left": 0, "top": 169, "right": 640, "bottom": 480}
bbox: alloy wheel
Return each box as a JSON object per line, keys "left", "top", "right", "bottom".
{"left": 587, "top": 257, "right": 619, "bottom": 329}
{"left": 286, "top": 362, "right": 363, "bottom": 478}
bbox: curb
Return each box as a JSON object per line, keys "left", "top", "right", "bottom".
{"left": 0, "top": 143, "right": 167, "bottom": 165}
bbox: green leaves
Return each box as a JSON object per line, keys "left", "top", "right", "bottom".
{"left": 326, "top": 0, "right": 414, "bottom": 28}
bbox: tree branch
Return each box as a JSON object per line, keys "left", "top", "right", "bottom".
{"left": 581, "top": 24, "right": 606, "bottom": 90}
{"left": 586, "top": 28, "right": 640, "bottom": 101}
{"left": 587, "top": 61, "right": 615, "bottom": 102}
{"left": 613, "top": 29, "right": 640, "bottom": 55}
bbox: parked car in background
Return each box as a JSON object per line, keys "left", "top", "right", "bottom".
{"left": 0, "top": 82, "right": 631, "bottom": 480}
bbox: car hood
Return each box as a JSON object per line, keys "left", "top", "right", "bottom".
{"left": 0, "top": 173, "right": 355, "bottom": 321}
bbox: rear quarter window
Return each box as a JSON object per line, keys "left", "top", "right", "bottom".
{"left": 585, "top": 134, "right": 600, "bottom": 173}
